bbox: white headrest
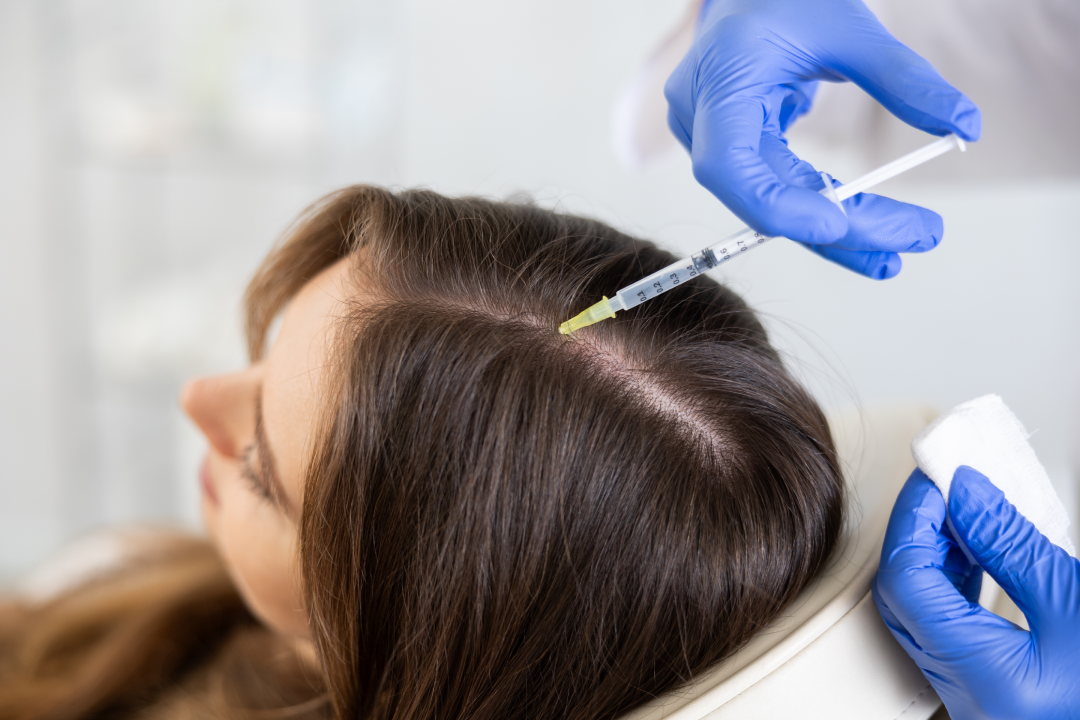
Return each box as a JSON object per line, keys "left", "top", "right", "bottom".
{"left": 617, "top": 402, "right": 968, "bottom": 720}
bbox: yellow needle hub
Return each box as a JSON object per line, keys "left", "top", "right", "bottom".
{"left": 559, "top": 296, "right": 618, "bottom": 335}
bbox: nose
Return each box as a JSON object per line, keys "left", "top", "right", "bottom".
{"left": 180, "top": 371, "right": 259, "bottom": 459}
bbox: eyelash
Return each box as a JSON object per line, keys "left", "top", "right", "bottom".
{"left": 240, "top": 444, "right": 273, "bottom": 502}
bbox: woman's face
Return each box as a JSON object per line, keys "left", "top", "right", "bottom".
{"left": 181, "top": 258, "right": 357, "bottom": 638}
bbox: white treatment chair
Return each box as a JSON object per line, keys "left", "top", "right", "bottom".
{"left": 617, "top": 402, "right": 1017, "bottom": 720}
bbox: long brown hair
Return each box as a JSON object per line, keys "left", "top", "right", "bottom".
{"left": 0, "top": 186, "right": 843, "bottom": 720}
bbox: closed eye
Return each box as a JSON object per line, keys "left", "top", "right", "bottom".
{"left": 240, "top": 443, "right": 273, "bottom": 502}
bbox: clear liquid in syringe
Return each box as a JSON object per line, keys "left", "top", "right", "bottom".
{"left": 618, "top": 228, "right": 770, "bottom": 310}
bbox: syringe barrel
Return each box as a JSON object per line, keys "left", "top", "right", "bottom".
{"left": 614, "top": 228, "right": 770, "bottom": 311}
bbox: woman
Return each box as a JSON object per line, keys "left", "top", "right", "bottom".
{"left": 0, "top": 186, "right": 843, "bottom": 719}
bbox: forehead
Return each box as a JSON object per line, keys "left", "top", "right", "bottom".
{"left": 261, "top": 257, "right": 360, "bottom": 508}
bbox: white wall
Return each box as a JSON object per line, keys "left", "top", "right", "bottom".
{"left": 0, "top": 0, "right": 64, "bottom": 575}
{"left": 1, "top": 0, "right": 1077, "bottom": 579}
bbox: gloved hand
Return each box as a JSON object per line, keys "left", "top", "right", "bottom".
{"left": 665, "top": 0, "right": 982, "bottom": 279}
{"left": 874, "top": 466, "right": 1080, "bottom": 720}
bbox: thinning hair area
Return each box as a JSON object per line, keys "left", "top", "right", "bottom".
{"left": 244, "top": 186, "right": 844, "bottom": 720}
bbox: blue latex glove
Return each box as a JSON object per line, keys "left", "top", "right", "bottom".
{"left": 874, "top": 466, "right": 1080, "bottom": 719}
{"left": 665, "top": 0, "right": 982, "bottom": 279}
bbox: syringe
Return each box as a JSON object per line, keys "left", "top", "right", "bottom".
{"left": 559, "top": 134, "right": 966, "bottom": 335}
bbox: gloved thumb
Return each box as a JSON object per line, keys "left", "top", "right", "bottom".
{"left": 947, "top": 465, "right": 1080, "bottom": 630}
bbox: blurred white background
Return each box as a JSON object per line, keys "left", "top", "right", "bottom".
{"left": 0, "top": 0, "right": 1077, "bottom": 580}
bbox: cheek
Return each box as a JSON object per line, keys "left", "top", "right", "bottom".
{"left": 203, "top": 473, "right": 308, "bottom": 638}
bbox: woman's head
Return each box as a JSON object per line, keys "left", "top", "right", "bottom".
{"left": 183, "top": 186, "right": 843, "bottom": 720}
{"left": 183, "top": 257, "right": 360, "bottom": 640}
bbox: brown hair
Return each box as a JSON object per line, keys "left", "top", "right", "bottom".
{"left": 0, "top": 186, "right": 842, "bottom": 720}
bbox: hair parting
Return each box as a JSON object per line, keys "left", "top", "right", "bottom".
{"left": 0, "top": 185, "right": 842, "bottom": 720}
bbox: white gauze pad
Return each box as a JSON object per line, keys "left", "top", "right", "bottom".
{"left": 911, "top": 394, "right": 1076, "bottom": 559}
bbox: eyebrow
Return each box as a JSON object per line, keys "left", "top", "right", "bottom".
{"left": 254, "top": 389, "right": 297, "bottom": 517}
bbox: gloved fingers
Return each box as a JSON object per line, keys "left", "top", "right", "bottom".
{"left": 666, "top": 106, "right": 692, "bottom": 154}
{"left": 756, "top": 132, "right": 824, "bottom": 191}
{"left": 832, "top": 192, "right": 944, "bottom": 254}
{"left": 957, "top": 561, "right": 984, "bottom": 606}
{"left": 873, "top": 582, "right": 928, "bottom": 658}
{"left": 663, "top": 42, "right": 703, "bottom": 153}
{"left": 872, "top": 575, "right": 1004, "bottom": 686}
{"left": 875, "top": 469, "right": 1004, "bottom": 652}
{"left": 757, "top": 134, "right": 944, "bottom": 257}
{"left": 947, "top": 466, "right": 1080, "bottom": 628}
{"left": 762, "top": 81, "right": 819, "bottom": 137}
{"left": 686, "top": 93, "right": 848, "bottom": 245}
{"left": 830, "top": 18, "right": 981, "bottom": 141}
{"left": 939, "top": 519, "right": 984, "bottom": 602}
{"left": 802, "top": 244, "right": 901, "bottom": 280}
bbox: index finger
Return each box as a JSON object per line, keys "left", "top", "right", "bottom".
{"left": 830, "top": 19, "right": 981, "bottom": 142}
{"left": 686, "top": 91, "right": 848, "bottom": 245}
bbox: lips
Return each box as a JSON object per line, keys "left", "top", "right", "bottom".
{"left": 200, "top": 456, "right": 220, "bottom": 505}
